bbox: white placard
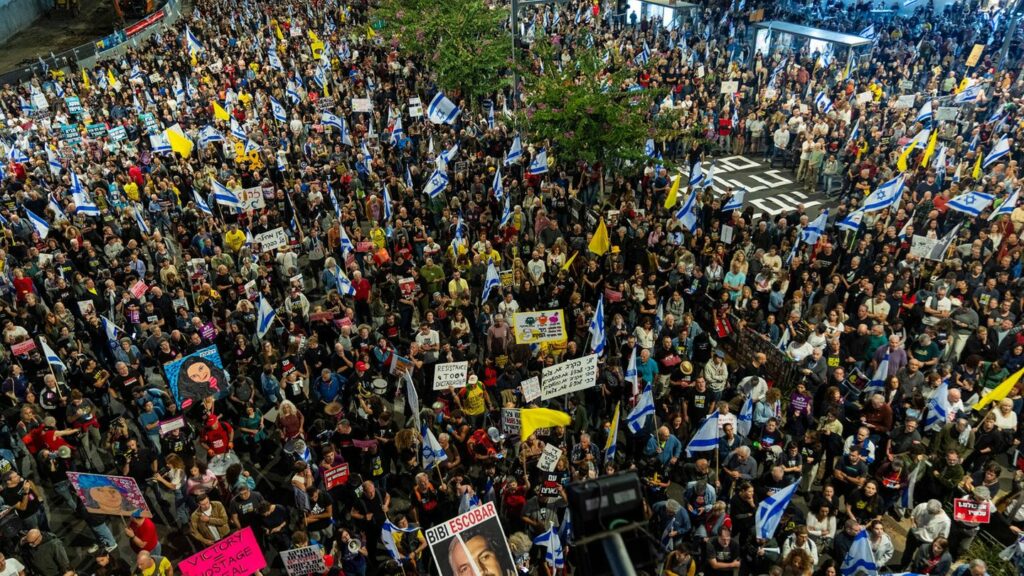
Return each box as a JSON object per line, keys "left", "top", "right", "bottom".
{"left": 237, "top": 186, "right": 266, "bottom": 211}
{"left": 894, "top": 94, "right": 916, "bottom": 109}
{"left": 856, "top": 91, "right": 874, "bottom": 105}
{"left": 408, "top": 97, "right": 423, "bottom": 118}
{"left": 541, "top": 354, "right": 598, "bottom": 400}
{"left": 720, "top": 80, "right": 739, "bottom": 94}
{"left": 501, "top": 408, "right": 521, "bottom": 435}
{"left": 721, "top": 224, "right": 734, "bottom": 244}
{"left": 910, "top": 235, "right": 941, "bottom": 260}
{"left": 254, "top": 227, "right": 289, "bottom": 252}
{"left": 280, "top": 545, "right": 326, "bottom": 576}
{"left": 538, "top": 444, "right": 563, "bottom": 472}
{"left": 352, "top": 98, "right": 373, "bottom": 113}
{"left": 936, "top": 106, "right": 959, "bottom": 122}
{"left": 521, "top": 376, "right": 541, "bottom": 403}
{"left": 31, "top": 92, "right": 49, "bottom": 110}
{"left": 432, "top": 361, "right": 468, "bottom": 390}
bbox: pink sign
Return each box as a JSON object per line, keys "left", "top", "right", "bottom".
{"left": 129, "top": 281, "right": 148, "bottom": 299}
{"left": 179, "top": 527, "right": 267, "bottom": 576}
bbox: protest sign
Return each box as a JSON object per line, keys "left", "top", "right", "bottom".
{"left": 538, "top": 444, "right": 563, "bottom": 472}
{"left": 425, "top": 502, "right": 516, "bottom": 576}
{"left": 936, "top": 106, "right": 959, "bottom": 122}
{"left": 520, "top": 376, "right": 541, "bottom": 403}
{"left": 720, "top": 80, "right": 739, "bottom": 94}
{"left": 323, "top": 462, "right": 351, "bottom": 489}
{"left": 237, "top": 186, "right": 266, "bottom": 211}
{"left": 390, "top": 354, "right": 414, "bottom": 377}
{"left": 163, "top": 345, "right": 229, "bottom": 408}
{"left": 281, "top": 545, "right": 327, "bottom": 576}
{"left": 179, "top": 527, "right": 267, "bottom": 576}
{"left": 65, "top": 96, "right": 83, "bottom": 114}
{"left": 10, "top": 340, "right": 36, "bottom": 356}
{"left": 66, "top": 473, "right": 152, "bottom": 517}
{"left": 399, "top": 277, "right": 416, "bottom": 298}
{"left": 910, "top": 235, "right": 941, "bottom": 260}
{"left": 433, "top": 361, "right": 469, "bottom": 390}
{"left": 255, "top": 227, "right": 289, "bottom": 252}
{"left": 158, "top": 415, "right": 186, "bottom": 436}
{"left": 108, "top": 126, "right": 128, "bottom": 142}
{"left": 87, "top": 123, "right": 107, "bottom": 138}
{"left": 499, "top": 270, "right": 514, "bottom": 287}
{"left": 501, "top": 408, "right": 521, "bottom": 436}
{"left": 129, "top": 281, "right": 148, "bottom": 299}
{"left": 541, "top": 354, "right": 598, "bottom": 400}
{"left": 409, "top": 97, "right": 424, "bottom": 117}
{"left": 512, "top": 310, "right": 567, "bottom": 344}
{"left": 894, "top": 94, "right": 916, "bottom": 109}
{"left": 352, "top": 98, "right": 373, "bottom": 112}
{"left": 953, "top": 498, "right": 991, "bottom": 524}
{"left": 965, "top": 44, "right": 985, "bottom": 67}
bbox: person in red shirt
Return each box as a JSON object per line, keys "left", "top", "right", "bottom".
{"left": 201, "top": 415, "right": 234, "bottom": 457}
{"left": 352, "top": 270, "right": 372, "bottom": 322}
{"left": 124, "top": 510, "right": 161, "bottom": 555}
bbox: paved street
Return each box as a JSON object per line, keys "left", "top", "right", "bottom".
{"left": 707, "top": 155, "right": 834, "bottom": 218}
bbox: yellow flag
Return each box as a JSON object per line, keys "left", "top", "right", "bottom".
{"left": 603, "top": 402, "right": 620, "bottom": 457}
{"left": 520, "top": 408, "right": 572, "bottom": 441}
{"left": 212, "top": 101, "right": 230, "bottom": 121}
{"left": 664, "top": 174, "right": 682, "bottom": 209}
{"left": 920, "top": 130, "right": 939, "bottom": 168}
{"left": 307, "top": 30, "right": 321, "bottom": 44}
{"left": 561, "top": 251, "right": 578, "bottom": 272}
{"left": 106, "top": 69, "right": 120, "bottom": 91}
{"left": 366, "top": 26, "right": 376, "bottom": 39}
{"left": 955, "top": 77, "right": 970, "bottom": 94}
{"left": 896, "top": 139, "right": 917, "bottom": 172}
{"left": 589, "top": 217, "right": 611, "bottom": 256}
{"left": 164, "top": 124, "right": 194, "bottom": 158}
{"left": 973, "top": 366, "right": 1024, "bottom": 410}
{"left": 972, "top": 153, "right": 983, "bottom": 179}
{"left": 81, "top": 68, "right": 91, "bottom": 91}
{"left": 275, "top": 25, "right": 284, "bottom": 41}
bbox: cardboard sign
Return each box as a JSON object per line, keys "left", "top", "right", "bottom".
{"left": 910, "top": 235, "right": 941, "bottom": 260}
{"left": 720, "top": 80, "right": 739, "bottom": 95}
{"left": 323, "top": 462, "right": 351, "bottom": 489}
{"left": 433, "top": 361, "right": 469, "bottom": 390}
{"left": 237, "top": 186, "right": 266, "bottom": 211}
{"left": 501, "top": 408, "right": 521, "bottom": 435}
{"left": 424, "top": 503, "right": 516, "bottom": 576}
{"left": 66, "top": 473, "right": 152, "bottom": 518}
{"left": 409, "top": 97, "right": 424, "bottom": 118}
{"left": 390, "top": 354, "right": 414, "bottom": 377}
{"left": 255, "top": 227, "right": 289, "bottom": 252}
{"left": 499, "top": 269, "right": 514, "bottom": 287}
{"left": 158, "top": 415, "right": 186, "bottom": 436}
{"left": 281, "top": 545, "right": 327, "bottom": 576}
{"left": 965, "top": 44, "right": 985, "bottom": 67}
{"left": 894, "top": 94, "right": 916, "bottom": 109}
{"left": 521, "top": 376, "right": 541, "bottom": 403}
{"left": 953, "top": 498, "right": 991, "bottom": 523}
{"left": 541, "top": 354, "right": 598, "bottom": 400}
{"left": 856, "top": 91, "right": 874, "bottom": 105}
{"left": 129, "top": 281, "right": 148, "bottom": 299}
{"left": 179, "top": 527, "right": 267, "bottom": 576}
{"left": 512, "top": 310, "right": 567, "bottom": 344}
{"left": 537, "top": 444, "right": 563, "bottom": 472}
{"left": 352, "top": 98, "right": 373, "bottom": 112}
{"left": 10, "top": 340, "right": 36, "bottom": 356}
{"left": 936, "top": 106, "right": 959, "bottom": 122}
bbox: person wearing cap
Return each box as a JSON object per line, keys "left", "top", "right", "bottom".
{"left": 949, "top": 485, "right": 995, "bottom": 556}
{"left": 200, "top": 414, "right": 234, "bottom": 457}
{"left": 702, "top": 349, "right": 729, "bottom": 400}
{"left": 124, "top": 509, "right": 160, "bottom": 556}
{"left": 454, "top": 375, "right": 491, "bottom": 429}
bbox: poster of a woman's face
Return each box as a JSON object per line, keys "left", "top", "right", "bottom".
{"left": 173, "top": 354, "right": 229, "bottom": 408}
{"left": 69, "top": 473, "right": 151, "bottom": 518}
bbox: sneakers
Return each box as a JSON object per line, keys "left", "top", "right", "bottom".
{"left": 105, "top": 543, "right": 118, "bottom": 552}
{"left": 87, "top": 544, "right": 100, "bottom": 554}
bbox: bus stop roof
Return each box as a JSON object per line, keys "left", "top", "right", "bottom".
{"left": 753, "top": 20, "right": 873, "bottom": 48}
{"left": 637, "top": 0, "right": 699, "bottom": 9}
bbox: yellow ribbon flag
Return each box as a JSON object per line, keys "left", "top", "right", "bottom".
{"left": 366, "top": 26, "right": 376, "bottom": 39}
{"left": 561, "top": 251, "right": 578, "bottom": 272}
{"left": 973, "top": 366, "right": 1024, "bottom": 411}
{"left": 589, "top": 217, "right": 611, "bottom": 255}
{"left": 664, "top": 174, "right": 682, "bottom": 209}
{"left": 972, "top": 153, "right": 983, "bottom": 179}
{"left": 955, "top": 77, "right": 970, "bottom": 94}
{"left": 212, "top": 101, "right": 230, "bottom": 121}
{"left": 896, "top": 139, "right": 917, "bottom": 172}
{"left": 520, "top": 408, "right": 572, "bottom": 441}
{"left": 164, "top": 124, "right": 194, "bottom": 158}
{"left": 81, "top": 68, "right": 91, "bottom": 91}
{"left": 106, "top": 69, "right": 120, "bottom": 91}
{"left": 920, "top": 130, "right": 939, "bottom": 168}
{"left": 275, "top": 25, "right": 284, "bottom": 41}
{"left": 603, "top": 402, "right": 620, "bottom": 457}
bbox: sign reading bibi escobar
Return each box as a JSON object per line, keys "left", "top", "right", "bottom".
{"left": 541, "top": 354, "right": 598, "bottom": 400}
{"left": 425, "top": 502, "right": 517, "bottom": 576}
{"left": 512, "top": 310, "right": 566, "bottom": 343}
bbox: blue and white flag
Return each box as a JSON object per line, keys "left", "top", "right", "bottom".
{"left": 989, "top": 188, "right": 1020, "bottom": 221}
{"left": 381, "top": 521, "right": 420, "bottom": 562}
{"left": 723, "top": 188, "right": 746, "bottom": 212}
{"left": 199, "top": 126, "right": 224, "bottom": 146}
{"left": 382, "top": 185, "right": 393, "bottom": 223}
{"left": 427, "top": 92, "right": 461, "bottom": 124}
{"left": 528, "top": 149, "right": 549, "bottom": 175}
{"left": 634, "top": 41, "right": 651, "bottom": 65}
{"left": 40, "top": 339, "right": 67, "bottom": 372}
{"left": 499, "top": 194, "right": 512, "bottom": 228}
{"left": 815, "top": 91, "right": 833, "bottom": 113}
{"left": 270, "top": 97, "right": 287, "bottom": 123}
{"left": 421, "top": 424, "right": 448, "bottom": 470}
{"left": 185, "top": 26, "right": 204, "bottom": 55}
{"left": 817, "top": 44, "right": 834, "bottom": 68}
{"left": 73, "top": 192, "right": 100, "bottom": 217}
{"left": 46, "top": 148, "right": 62, "bottom": 176}
{"left": 924, "top": 379, "right": 951, "bottom": 432}
{"left": 49, "top": 196, "right": 67, "bottom": 222}
{"left": 983, "top": 135, "right": 1010, "bottom": 170}
{"left": 423, "top": 169, "right": 449, "bottom": 198}
{"left": 193, "top": 190, "right": 213, "bottom": 215}
{"left": 915, "top": 101, "right": 933, "bottom": 125}
{"left": 100, "top": 315, "right": 120, "bottom": 345}
{"left": 533, "top": 528, "right": 565, "bottom": 570}
{"left": 492, "top": 168, "right": 504, "bottom": 200}
{"left": 847, "top": 119, "right": 861, "bottom": 145}
{"left": 257, "top": 295, "right": 276, "bottom": 339}
{"left": 589, "top": 296, "right": 606, "bottom": 355}
{"left": 859, "top": 24, "right": 876, "bottom": 40}
{"left": 230, "top": 117, "right": 247, "bottom": 140}
{"left": 947, "top": 191, "right": 994, "bottom": 217}
{"left": 755, "top": 481, "right": 799, "bottom": 540}
{"left": 334, "top": 266, "right": 356, "bottom": 296}
{"left": 688, "top": 161, "right": 703, "bottom": 187}
{"left": 862, "top": 175, "right": 905, "bottom": 213}
{"left": 25, "top": 208, "right": 49, "bottom": 238}
{"left": 133, "top": 206, "right": 150, "bottom": 235}
{"left": 627, "top": 385, "right": 655, "bottom": 434}
{"left": 701, "top": 161, "right": 715, "bottom": 188}
{"left": 800, "top": 209, "right": 829, "bottom": 245}
{"left": 480, "top": 256, "right": 503, "bottom": 302}
{"left": 338, "top": 224, "right": 354, "bottom": 253}
{"left": 505, "top": 135, "right": 523, "bottom": 165}
{"left": 645, "top": 138, "right": 656, "bottom": 158}
{"left": 837, "top": 210, "right": 863, "bottom": 233}
{"left": 989, "top": 102, "right": 1007, "bottom": 125}
{"left": 737, "top": 396, "right": 753, "bottom": 436}
{"left": 437, "top": 143, "right": 459, "bottom": 171}
{"left": 954, "top": 84, "right": 981, "bottom": 104}
{"left": 867, "top": 354, "right": 889, "bottom": 392}
{"left": 389, "top": 115, "right": 404, "bottom": 147}
{"left": 286, "top": 83, "right": 301, "bottom": 105}
{"left": 213, "top": 180, "right": 241, "bottom": 209}
{"left": 625, "top": 346, "right": 639, "bottom": 397}
{"left": 968, "top": 133, "right": 980, "bottom": 153}
{"left": 840, "top": 529, "right": 878, "bottom": 576}
{"left": 244, "top": 138, "right": 261, "bottom": 155}
{"left": 675, "top": 188, "right": 699, "bottom": 233}
{"left": 268, "top": 50, "right": 284, "bottom": 71}
{"left": 6, "top": 145, "right": 28, "bottom": 164}
{"left": 685, "top": 410, "right": 720, "bottom": 456}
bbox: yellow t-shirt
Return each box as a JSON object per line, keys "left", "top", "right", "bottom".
{"left": 462, "top": 384, "right": 486, "bottom": 416}
{"left": 224, "top": 229, "right": 246, "bottom": 253}
{"left": 137, "top": 556, "right": 172, "bottom": 576}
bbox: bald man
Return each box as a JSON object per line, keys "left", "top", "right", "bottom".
{"left": 136, "top": 550, "right": 173, "bottom": 576}
{"left": 644, "top": 426, "right": 682, "bottom": 468}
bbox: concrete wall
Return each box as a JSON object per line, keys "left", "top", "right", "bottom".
{"left": 0, "top": 0, "right": 46, "bottom": 45}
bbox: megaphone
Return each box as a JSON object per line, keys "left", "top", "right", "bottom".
{"left": 348, "top": 538, "right": 362, "bottom": 554}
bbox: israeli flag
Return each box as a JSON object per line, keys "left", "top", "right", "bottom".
{"left": 983, "top": 135, "right": 1010, "bottom": 170}
{"left": 954, "top": 84, "right": 981, "bottom": 104}
{"left": 625, "top": 346, "right": 639, "bottom": 397}
{"left": 100, "top": 315, "right": 120, "bottom": 345}
{"left": 244, "top": 139, "right": 261, "bottom": 154}
{"left": 723, "top": 188, "right": 746, "bottom": 212}
{"left": 230, "top": 117, "right": 247, "bottom": 140}
{"left": 505, "top": 135, "right": 523, "bottom": 165}
{"left": 437, "top": 143, "right": 459, "bottom": 171}
{"left": 840, "top": 529, "right": 878, "bottom": 576}
{"left": 837, "top": 209, "right": 863, "bottom": 233}
{"left": 493, "top": 168, "right": 504, "bottom": 200}
{"left": 25, "top": 208, "right": 50, "bottom": 238}
{"left": 645, "top": 138, "right": 656, "bottom": 158}
{"left": 482, "top": 260, "right": 501, "bottom": 302}
{"left": 268, "top": 50, "right": 284, "bottom": 71}
{"left": 688, "top": 161, "right": 703, "bottom": 187}
{"left": 338, "top": 224, "right": 354, "bottom": 253}
{"left": 675, "top": 188, "right": 699, "bottom": 233}
{"left": 589, "top": 295, "right": 606, "bottom": 355}
{"left": 193, "top": 190, "right": 213, "bottom": 215}
{"left": 862, "top": 175, "right": 905, "bottom": 213}
{"left": 335, "top": 267, "right": 356, "bottom": 296}
{"left": 404, "top": 165, "right": 414, "bottom": 189}
{"left": 381, "top": 521, "right": 420, "bottom": 561}
{"left": 528, "top": 149, "right": 549, "bottom": 175}
{"left": 815, "top": 91, "right": 833, "bottom": 114}
{"left": 915, "top": 101, "right": 933, "bottom": 125}
{"left": 737, "top": 396, "right": 753, "bottom": 436}
{"left": 701, "top": 160, "right": 716, "bottom": 188}
{"left": 634, "top": 41, "right": 651, "bottom": 65}
{"left": 6, "top": 145, "right": 28, "bottom": 164}
{"left": 533, "top": 528, "right": 565, "bottom": 571}
{"left": 47, "top": 148, "right": 62, "bottom": 176}
{"left": 213, "top": 180, "right": 241, "bottom": 208}
{"left": 860, "top": 24, "right": 876, "bottom": 40}
{"left": 867, "top": 354, "right": 889, "bottom": 392}
{"left": 423, "top": 169, "right": 449, "bottom": 198}
{"left": 40, "top": 339, "right": 67, "bottom": 372}
{"left": 924, "top": 379, "right": 951, "bottom": 432}
{"left": 73, "top": 192, "right": 100, "bottom": 217}
{"left": 389, "top": 115, "right": 403, "bottom": 147}
{"left": 133, "top": 206, "right": 150, "bottom": 235}
{"left": 286, "top": 83, "right": 301, "bottom": 105}
{"left": 989, "top": 102, "right": 1007, "bottom": 125}
{"left": 257, "top": 295, "right": 276, "bottom": 339}
{"left": 199, "top": 126, "right": 224, "bottom": 146}
{"left": 847, "top": 119, "right": 861, "bottom": 145}
{"left": 989, "top": 188, "right": 1020, "bottom": 221}
{"left": 421, "top": 424, "right": 448, "bottom": 470}
{"left": 500, "top": 193, "right": 512, "bottom": 228}
{"left": 800, "top": 209, "right": 829, "bottom": 245}
{"left": 968, "top": 134, "right": 980, "bottom": 152}
{"left": 382, "top": 185, "right": 393, "bottom": 222}
{"left": 946, "top": 191, "right": 994, "bottom": 217}
{"left": 755, "top": 481, "right": 799, "bottom": 540}
{"left": 627, "top": 385, "right": 656, "bottom": 434}
{"left": 685, "top": 410, "right": 720, "bottom": 456}
{"left": 185, "top": 26, "right": 204, "bottom": 55}
{"left": 270, "top": 97, "right": 287, "bottom": 123}
{"left": 48, "top": 195, "right": 67, "bottom": 222}
{"left": 818, "top": 44, "right": 834, "bottom": 68}
{"left": 427, "top": 92, "right": 461, "bottom": 124}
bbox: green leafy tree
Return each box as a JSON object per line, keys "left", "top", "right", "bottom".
{"left": 374, "top": 0, "right": 511, "bottom": 107}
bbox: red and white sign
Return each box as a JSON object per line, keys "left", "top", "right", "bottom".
{"left": 125, "top": 9, "right": 167, "bottom": 37}
{"left": 323, "top": 463, "right": 350, "bottom": 489}
{"left": 129, "top": 281, "right": 148, "bottom": 299}
{"left": 953, "top": 498, "right": 991, "bottom": 524}
{"left": 10, "top": 340, "right": 36, "bottom": 356}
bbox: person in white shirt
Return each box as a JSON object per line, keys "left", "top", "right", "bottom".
{"left": 415, "top": 324, "right": 440, "bottom": 364}
{"left": 498, "top": 293, "right": 520, "bottom": 317}
{"left": 900, "top": 500, "right": 951, "bottom": 565}
{"left": 922, "top": 285, "right": 953, "bottom": 327}
{"left": 527, "top": 252, "right": 546, "bottom": 286}
{"left": 867, "top": 519, "right": 894, "bottom": 566}
{"left": 0, "top": 552, "right": 25, "bottom": 576}
{"left": 782, "top": 526, "right": 819, "bottom": 568}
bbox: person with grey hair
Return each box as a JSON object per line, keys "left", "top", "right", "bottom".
{"left": 950, "top": 559, "right": 988, "bottom": 576}
{"left": 900, "top": 499, "right": 951, "bottom": 565}
{"left": 721, "top": 446, "right": 757, "bottom": 496}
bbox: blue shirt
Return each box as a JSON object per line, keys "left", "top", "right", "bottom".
{"left": 645, "top": 435, "right": 682, "bottom": 466}
{"left": 638, "top": 358, "right": 659, "bottom": 385}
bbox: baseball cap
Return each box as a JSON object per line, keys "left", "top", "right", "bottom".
{"left": 355, "top": 361, "right": 368, "bottom": 371}
{"left": 487, "top": 427, "right": 504, "bottom": 443}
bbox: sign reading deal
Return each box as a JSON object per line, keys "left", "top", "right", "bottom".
{"left": 953, "top": 498, "right": 991, "bottom": 524}
{"left": 512, "top": 310, "right": 566, "bottom": 344}
{"left": 281, "top": 545, "right": 327, "bottom": 576}
{"left": 541, "top": 354, "right": 598, "bottom": 400}
{"left": 433, "top": 361, "right": 468, "bottom": 390}
{"left": 255, "top": 227, "right": 289, "bottom": 252}
{"left": 179, "top": 527, "right": 267, "bottom": 576}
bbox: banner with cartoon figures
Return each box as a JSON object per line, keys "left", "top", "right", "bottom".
{"left": 511, "top": 310, "right": 566, "bottom": 344}
{"left": 163, "top": 345, "right": 230, "bottom": 408}
{"left": 66, "top": 472, "right": 152, "bottom": 518}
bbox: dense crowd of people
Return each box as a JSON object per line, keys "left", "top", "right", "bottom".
{"left": 0, "top": 0, "right": 1023, "bottom": 574}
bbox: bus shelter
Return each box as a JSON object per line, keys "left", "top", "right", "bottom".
{"left": 752, "top": 20, "right": 874, "bottom": 69}
{"left": 626, "top": 0, "right": 699, "bottom": 30}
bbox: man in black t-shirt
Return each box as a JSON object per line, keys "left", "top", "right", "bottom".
{"left": 682, "top": 377, "right": 712, "bottom": 432}
{"left": 2, "top": 471, "right": 44, "bottom": 530}
{"left": 351, "top": 480, "right": 389, "bottom": 570}
{"left": 705, "top": 528, "right": 741, "bottom": 576}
